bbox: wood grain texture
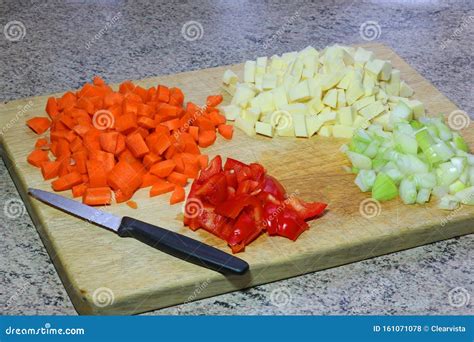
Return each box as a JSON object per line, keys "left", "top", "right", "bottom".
{"left": 1, "top": 43, "right": 473, "bottom": 315}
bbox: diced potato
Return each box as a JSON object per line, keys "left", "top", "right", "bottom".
{"left": 255, "top": 121, "right": 274, "bottom": 137}
{"left": 272, "top": 86, "right": 288, "bottom": 110}
{"left": 306, "top": 115, "right": 324, "bottom": 136}
{"left": 399, "top": 81, "right": 414, "bottom": 97}
{"left": 244, "top": 61, "right": 256, "bottom": 83}
{"left": 337, "top": 106, "right": 355, "bottom": 126}
{"left": 333, "top": 124, "right": 355, "bottom": 138}
{"left": 292, "top": 113, "right": 308, "bottom": 137}
{"left": 319, "top": 124, "right": 333, "bottom": 137}
{"left": 231, "top": 84, "right": 256, "bottom": 108}
{"left": 235, "top": 117, "right": 256, "bottom": 136}
{"left": 222, "top": 69, "right": 238, "bottom": 85}
{"left": 221, "top": 105, "right": 240, "bottom": 121}
{"left": 288, "top": 80, "right": 311, "bottom": 102}
{"left": 322, "top": 88, "right": 338, "bottom": 108}
{"left": 359, "top": 100, "right": 385, "bottom": 120}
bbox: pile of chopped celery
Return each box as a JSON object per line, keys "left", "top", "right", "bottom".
{"left": 342, "top": 106, "right": 473, "bottom": 210}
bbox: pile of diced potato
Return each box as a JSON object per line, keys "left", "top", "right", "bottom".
{"left": 221, "top": 45, "right": 426, "bottom": 138}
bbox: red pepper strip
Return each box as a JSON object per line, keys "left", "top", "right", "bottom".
{"left": 288, "top": 197, "right": 327, "bottom": 220}
{"left": 197, "top": 155, "right": 222, "bottom": 184}
{"left": 195, "top": 172, "right": 228, "bottom": 205}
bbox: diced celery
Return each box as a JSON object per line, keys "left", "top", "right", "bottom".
{"left": 410, "top": 120, "right": 423, "bottom": 130}
{"left": 396, "top": 154, "right": 429, "bottom": 174}
{"left": 438, "top": 195, "right": 459, "bottom": 210}
{"left": 363, "top": 140, "right": 380, "bottom": 159}
{"left": 372, "top": 158, "right": 387, "bottom": 172}
{"left": 346, "top": 151, "right": 372, "bottom": 170}
{"left": 349, "top": 140, "right": 369, "bottom": 154}
{"left": 413, "top": 172, "right": 436, "bottom": 190}
{"left": 450, "top": 156, "right": 467, "bottom": 173}
{"left": 415, "top": 127, "right": 435, "bottom": 152}
{"left": 416, "top": 188, "right": 431, "bottom": 204}
{"left": 372, "top": 172, "right": 398, "bottom": 201}
{"left": 449, "top": 180, "right": 466, "bottom": 194}
{"left": 355, "top": 169, "right": 376, "bottom": 192}
{"left": 399, "top": 178, "right": 417, "bottom": 204}
{"left": 434, "top": 121, "right": 453, "bottom": 141}
{"left": 453, "top": 133, "right": 469, "bottom": 152}
{"left": 454, "top": 186, "right": 474, "bottom": 204}
{"left": 436, "top": 162, "right": 461, "bottom": 186}
{"left": 394, "top": 131, "right": 418, "bottom": 155}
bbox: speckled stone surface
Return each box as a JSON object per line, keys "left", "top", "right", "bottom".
{"left": 0, "top": 0, "right": 473, "bottom": 315}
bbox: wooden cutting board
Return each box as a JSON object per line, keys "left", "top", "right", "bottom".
{"left": 1, "top": 43, "right": 473, "bottom": 315}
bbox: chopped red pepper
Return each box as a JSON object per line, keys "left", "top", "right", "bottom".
{"left": 183, "top": 155, "right": 327, "bottom": 253}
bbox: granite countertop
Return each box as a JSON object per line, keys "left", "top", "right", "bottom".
{"left": 0, "top": 0, "right": 472, "bottom": 315}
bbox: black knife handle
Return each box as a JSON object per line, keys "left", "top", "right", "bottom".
{"left": 117, "top": 216, "right": 249, "bottom": 275}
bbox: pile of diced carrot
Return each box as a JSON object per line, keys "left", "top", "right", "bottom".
{"left": 26, "top": 76, "right": 233, "bottom": 206}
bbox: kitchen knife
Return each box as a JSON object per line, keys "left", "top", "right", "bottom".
{"left": 28, "top": 188, "right": 249, "bottom": 275}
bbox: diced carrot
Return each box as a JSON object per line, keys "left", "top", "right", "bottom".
{"left": 198, "top": 130, "right": 217, "bottom": 148}
{"left": 162, "top": 118, "right": 181, "bottom": 131}
{"left": 140, "top": 172, "right": 160, "bottom": 188}
{"left": 93, "top": 76, "right": 105, "bottom": 86}
{"left": 69, "top": 137, "right": 83, "bottom": 153}
{"left": 209, "top": 111, "right": 226, "bottom": 126}
{"left": 35, "top": 138, "right": 49, "bottom": 149}
{"left": 137, "top": 103, "right": 154, "bottom": 117}
{"left": 137, "top": 116, "right": 155, "bottom": 130}
{"left": 157, "top": 103, "right": 181, "bottom": 118}
{"left": 27, "top": 149, "right": 49, "bottom": 167}
{"left": 45, "top": 97, "right": 59, "bottom": 118}
{"left": 156, "top": 85, "right": 170, "bottom": 103}
{"left": 83, "top": 187, "right": 111, "bottom": 206}
{"left": 125, "top": 132, "right": 149, "bottom": 158}
{"left": 27, "top": 117, "right": 51, "bottom": 134}
{"left": 126, "top": 200, "right": 138, "bottom": 209}
{"left": 73, "top": 150, "right": 88, "bottom": 174}
{"left": 172, "top": 154, "right": 185, "bottom": 173}
{"left": 206, "top": 94, "right": 223, "bottom": 108}
{"left": 196, "top": 117, "right": 215, "bottom": 131}
{"left": 115, "top": 113, "right": 137, "bottom": 134}
{"left": 57, "top": 92, "right": 76, "bottom": 110}
{"left": 123, "top": 99, "right": 140, "bottom": 115}
{"left": 218, "top": 124, "right": 233, "bottom": 140}
{"left": 40, "top": 160, "right": 61, "bottom": 180}
{"left": 150, "top": 159, "right": 176, "bottom": 178}
{"left": 77, "top": 97, "right": 95, "bottom": 114}
{"left": 170, "top": 186, "right": 185, "bottom": 204}
{"left": 104, "top": 92, "right": 124, "bottom": 107}
{"left": 87, "top": 159, "right": 108, "bottom": 187}
{"left": 72, "top": 183, "right": 88, "bottom": 198}
{"left": 143, "top": 153, "right": 161, "bottom": 169}
{"left": 153, "top": 134, "right": 171, "bottom": 155}
{"left": 99, "top": 132, "right": 119, "bottom": 153}
{"left": 115, "top": 133, "right": 126, "bottom": 155}
{"left": 89, "top": 150, "right": 115, "bottom": 173}
{"left": 189, "top": 126, "right": 199, "bottom": 142}
{"left": 52, "top": 171, "right": 83, "bottom": 191}
{"left": 169, "top": 87, "right": 184, "bottom": 106}
{"left": 184, "top": 163, "right": 200, "bottom": 179}
{"left": 167, "top": 172, "right": 188, "bottom": 187}
{"left": 58, "top": 157, "right": 71, "bottom": 177}
{"left": 107, "top": 160, "right": 142, "bottom": 195}
{"left": 197, "top": 155, "right": 209, "bottom": 169}
{"left": 150, "top": 180, "right": 175, "bottom": 197}
{"left": 113, "top": 189, "right": 132, "bottom": 203}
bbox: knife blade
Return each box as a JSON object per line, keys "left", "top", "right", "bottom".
{"left": 28, "top": 188, "right": 249, "bottom": 275}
